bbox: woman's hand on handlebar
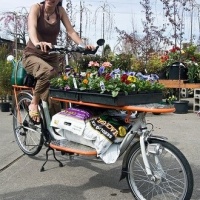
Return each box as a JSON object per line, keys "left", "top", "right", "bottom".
{"left": 86, "top": 45, "right": 95, "bottom": 50}
{"left": 35, "top": 41, "right": 52, "bottom": 52}
{"left": 78, "top": 42, "right": 95, "bottom": 50}
{"left": 77, "top": 43, "right": 97, "bottom": 54}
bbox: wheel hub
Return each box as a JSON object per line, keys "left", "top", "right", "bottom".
{"left": 150, "top": 171, "right": 164, "bottom": 185}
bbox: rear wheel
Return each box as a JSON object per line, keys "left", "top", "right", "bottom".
{"left": 126, "top": 139, "right": 194, "bottom": 200}
{"left": 13, "top": 93, "right": 44, "bottom": 156}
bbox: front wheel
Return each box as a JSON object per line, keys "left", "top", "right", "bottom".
{"left": 126, "top": 139, "right": 194, "bottom": 200}
{"left": 13, "top": 93, "right": 44, "bottom": 156}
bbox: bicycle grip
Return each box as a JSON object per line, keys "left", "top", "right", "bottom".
{"left": 83, "top": 46, "right": 99, "bottom": 55}
{"left": 35, "top": 45, "right": 40, "bottom": 49}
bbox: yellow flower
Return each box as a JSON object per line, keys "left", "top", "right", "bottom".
{"left": 86, "top": 72, "right": 91, "bottom": 78}
{"left": 127, "top": 75, "right": 137, "bottom": 83}
{"left": 63, "top": 75, "right": 68, "bottom": 80}
{"left": 82, "top": 79, "right": 89, "bottom": 84}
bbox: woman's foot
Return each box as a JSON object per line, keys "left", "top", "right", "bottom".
{"left": 29, "top": 103, "right": 40, "bottom": 124}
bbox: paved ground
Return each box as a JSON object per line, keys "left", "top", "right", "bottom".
{"left": 0, "top": 102, "right": 200, "bottom": 200}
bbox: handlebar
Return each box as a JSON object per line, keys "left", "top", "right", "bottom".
{"left": 50, "top": 45, "right": 99, "bottom": 55}
{"left": 36, "top": 39, "right": 105, "bottom": 55}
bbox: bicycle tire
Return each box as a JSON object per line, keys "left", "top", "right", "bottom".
{"left": 12, "top": 93, "right": 44, "bottom": 156}
{"left": 126, "top": 139, "right": 194, "bottom": 200}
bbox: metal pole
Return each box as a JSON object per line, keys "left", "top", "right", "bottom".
{"left": 173, "top": 0, "right": 177, "bottom": 47}
{"left": 80, "top": 0, "right": 83, "bottom": 38}
{"left": 14, "top": 12, "right": 18, "bottom": 59}
{"left": 190, "top": 0, "right": 194, "bottom": 44}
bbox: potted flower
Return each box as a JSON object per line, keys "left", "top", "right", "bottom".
{"left": 50, "top": 73, "right": 78, "bottom": 90}
{"left": 185, "top": 61, "right": 200, "bottom": 83}
{"left": 161, "top": 46, "right": 188, "bottom": 80}
{"left": 79, "top": 61, "right": 164, "bottom": 97}
{"left": 166, "top": 95, "right": 177, "bottom": 105}
{"left": 146, "top": 53, "right": 166, "bottom": 78}
{"left": 0, "top": 61, "right": 12, "bottom": 112}
{"left": 50, "top": 70, "right": 80, "bottom": 101}
{"left": 50, "top": 60, "right": 165, "bottom": 106}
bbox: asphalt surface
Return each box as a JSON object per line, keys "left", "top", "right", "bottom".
{"left": 0, "top": 101, "right": 200, "bottom": 200}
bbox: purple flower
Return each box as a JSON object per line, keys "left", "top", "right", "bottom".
{"left": 110, "top": 68, "right": 121, "bottom": 78}
{"left": 98, "top": 66, "right": 105, "bottom": 75}
{"left": 64, "top": 85, "right": 71, "bottom": 90}
{"left": 128, "top": 71, "right": 136, "bottom": 76}
{"left": 151, "top": 74, "right": 159, "bottom": 80}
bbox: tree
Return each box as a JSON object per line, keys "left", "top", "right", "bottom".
{"left": 0, "top": 8, "right": 28, "bottom": 45}
{"left": 160, "top": 0, "right": 190, "bottom": 48}
{"left": 0, "top": 45, "right": 12, "bottom": 101}
{"left": 94, "top": 2, "right": 114, "bottom": 41}
{"left": 115, "top": 27, "right": 143, "bottom": 56}
{"left": 140, "top": 0, "right": 171, "bottom": 68}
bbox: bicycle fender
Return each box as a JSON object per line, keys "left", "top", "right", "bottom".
{"left": 17, "top": 91, "right": 33, "bottom": 99}
{"left": 147, "top": 135, "right": 168, "bottom": 141}
{"left": 120, "top": 141, "right": 140, "bottom": 181}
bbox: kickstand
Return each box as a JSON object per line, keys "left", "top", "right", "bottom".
{"left": 40, "top": 146, "right": 64, "bottom": 172}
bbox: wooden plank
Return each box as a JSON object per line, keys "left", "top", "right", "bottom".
{"left": 159, "top": 80, "right": 200, "bottom": 89}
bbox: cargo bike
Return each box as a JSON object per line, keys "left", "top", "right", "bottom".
{"left": 11, "top": 40, "right": 194, "bottom": 200}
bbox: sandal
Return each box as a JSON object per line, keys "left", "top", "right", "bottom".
{"left": 29, "top": 110, "right": 41, "bottom": 125}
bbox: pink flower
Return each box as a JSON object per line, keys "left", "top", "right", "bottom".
{"left": 102, "top": 62, "right": 112, "bottom": 68}
{"left": 88, "top": 61, "right": 100, "bottom": 67}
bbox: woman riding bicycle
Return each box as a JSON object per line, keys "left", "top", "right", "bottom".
{"left": 22, "top": 0, "right": 93, "bottom": 124}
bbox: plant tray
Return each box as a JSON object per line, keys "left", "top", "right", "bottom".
{"left": 78, "top": 91, "right": 163, "bottom": 106}
{"left": 49, "top": 88, "right": 79, "bottom": 101}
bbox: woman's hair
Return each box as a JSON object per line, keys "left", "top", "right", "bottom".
{"left": 40, "top": 1, "right": 62, "bottom": 6}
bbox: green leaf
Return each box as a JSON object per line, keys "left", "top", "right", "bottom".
{"left": 112, "top": 90, "right": 119, "bottom": 97}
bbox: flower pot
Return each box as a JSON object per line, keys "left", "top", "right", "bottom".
{"left": 78, "top": 91, "right": 163, "bottom": 106}
{"left": 168, "top": 62, "right": 188, "bottom": 80}
{"left": 158, "top": 70, "right": 167, "bottom": 79}
{"left": 49, "top": 88, "right": 79, "bottom": 101}
{"left": 173, "top": 100, "right": 189, "bottom": 114}
{"left": 1, "top": 102, "right": 10, "bottom": 112}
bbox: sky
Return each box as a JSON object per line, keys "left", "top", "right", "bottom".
{"left": 0, "top": 0, "right": 200, "bottom": 50}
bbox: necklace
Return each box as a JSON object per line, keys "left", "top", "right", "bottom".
{"left": 45, "top": 9, "right": 55, "bottom": 20}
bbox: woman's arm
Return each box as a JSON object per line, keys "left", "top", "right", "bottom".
{"left": 28, "top": 4, "right": 40, "bottom": 46}
{"left": 28, "top": 4, "right": 52, "bottom": 51}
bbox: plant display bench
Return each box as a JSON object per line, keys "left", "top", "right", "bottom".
{"left": 159, "top": 80, "right": 200, "bottom": 89}
{"left": 159, "top": 80, "right": 200, "bottom": 113}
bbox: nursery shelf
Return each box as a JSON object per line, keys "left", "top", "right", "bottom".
{"left": 159, "top": 80, "right": 200, "bottom": 89}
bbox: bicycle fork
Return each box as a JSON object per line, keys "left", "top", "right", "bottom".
{"left": 139, "top": 128, "right": 167, "bottom": 181}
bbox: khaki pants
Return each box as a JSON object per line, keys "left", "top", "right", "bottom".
{"left": 22, "top": 55, "right": 61, "bottom": 115}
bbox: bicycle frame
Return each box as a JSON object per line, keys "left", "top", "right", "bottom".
{"left": 44, "top": 97, "right": 174, "bottom": 176}
{"left": 13, "top": 85, "right": 34, "bottom": 124}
